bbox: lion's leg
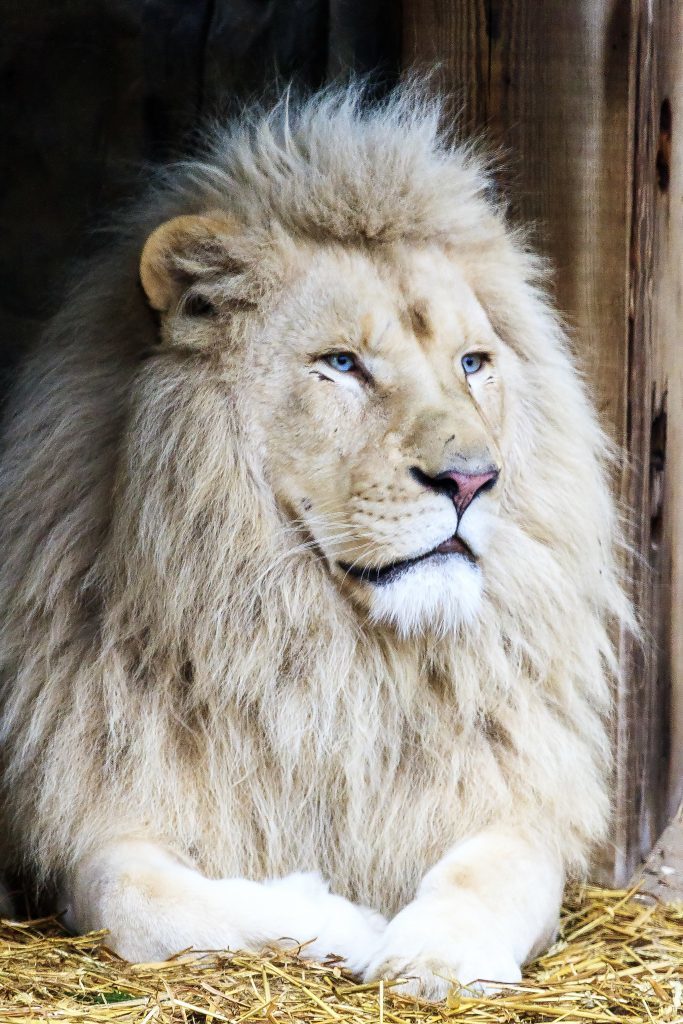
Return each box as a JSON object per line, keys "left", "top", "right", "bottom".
{"left": 63, "top": 839, "right": 385, "bottom": 973}
{"left": 365, "top": 828, "right": 563, "bottom": 1000}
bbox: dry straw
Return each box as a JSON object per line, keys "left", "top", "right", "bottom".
{"left": 0, "top": 886, "right": 680, "bottom": 1023}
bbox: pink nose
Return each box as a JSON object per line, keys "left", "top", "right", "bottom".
{"left": 433, "top": 468, "right": 499, "bottom": 518}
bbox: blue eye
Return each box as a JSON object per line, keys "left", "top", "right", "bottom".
{"left": 325, "top": 352, "right": 357, "bottom": 373}
{"left": 462, "top": 353, "right": 485, "bottom": 375}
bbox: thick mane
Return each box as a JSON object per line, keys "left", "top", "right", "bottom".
{"left": 0, "top": 85, "right": 629, "bottom": 912}
{"left": 150, "top": 85, "right": 497, "bottom": 245}
{"left": 199, "top": 88, "right": 492, "bottom": 244}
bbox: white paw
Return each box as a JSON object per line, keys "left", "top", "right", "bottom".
{"left": 365, "top": 901, "right": 521, "bottom": 1001}
{"left": 310, "top": 889, "right": 387, "bottom": 974}
{"left": 260, "top": 873, "right": 387, "bottom": 975}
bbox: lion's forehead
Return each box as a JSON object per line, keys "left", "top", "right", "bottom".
{"left": 286, "top": 242, "right": 493, "bottom": 354}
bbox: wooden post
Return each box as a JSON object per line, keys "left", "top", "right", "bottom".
{"left": 648, "top": 1, "right": 683, "bottom": 827}
{"left": 402, "top": 0, "right": 682, "bottom": 884}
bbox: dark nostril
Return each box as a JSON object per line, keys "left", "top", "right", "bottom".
{"left": 477, "top": 473, "right": 498, "bottom": 495}
{"left": 409, "top": 467, "right": 429, "bottom": 486}
{"left": 409, "top": 466, "right": 457, "bottom": 496}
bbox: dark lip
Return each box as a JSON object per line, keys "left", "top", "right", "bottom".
{"left": 338, "top": 533, "right": 476, "bottom": 586}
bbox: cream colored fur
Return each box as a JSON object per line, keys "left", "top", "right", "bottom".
{"left": 0, "top": 86, "right": 630, "bottom": 998}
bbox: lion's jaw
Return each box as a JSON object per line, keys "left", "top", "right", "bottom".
{"left": 256, "top": 245, "right": 510, "bottom": 637}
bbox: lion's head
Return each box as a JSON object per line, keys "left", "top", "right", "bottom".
{"left": 140, "top": 215, "right": 519, "bottom": 635}
{"left": 130, "top": 78, "right": 596, "bottom": 650}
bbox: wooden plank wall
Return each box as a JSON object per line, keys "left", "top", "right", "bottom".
{"left": 403, "top": 0, "right": 682, "bottom": 882}
{"left": 650, "top": 2, "right": 683, "bottom": 825}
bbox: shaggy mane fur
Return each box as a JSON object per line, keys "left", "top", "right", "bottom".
{"left": 0, "top": 86, "right": 629, "bottom": 915}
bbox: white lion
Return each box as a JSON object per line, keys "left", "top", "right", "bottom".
{"left": 0, "top": 86, "right": 629, "bottom": 999}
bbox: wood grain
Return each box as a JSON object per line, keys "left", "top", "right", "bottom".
{"left": 649, "top": 1, "right": 683, "bottom": 822}
{"left": 402, "top": 0, "right": 681, "bottom": 882}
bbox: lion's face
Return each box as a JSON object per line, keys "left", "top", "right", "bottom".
{"left": 251, "top": 244, "right": 516, "bottom": 634}
{"left": 141, "top": 219, "right": 519, "bottom": 636}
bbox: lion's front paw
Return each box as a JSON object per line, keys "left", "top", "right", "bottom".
{"left": 364, "top": 903, "right": 521, "bottom": 1001}
{"left": 261, "top": 871, "right": 386, "bottom": 975}
{"left": 367, "top": 948, "right": 521, "bottom": 1000}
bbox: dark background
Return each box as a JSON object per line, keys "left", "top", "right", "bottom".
{"left": 0, "top": 0, "right": 401, "bottom": 393}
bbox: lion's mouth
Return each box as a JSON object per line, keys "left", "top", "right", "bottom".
{"left": 338, "top": 533, "right": 476, "bottom": 586}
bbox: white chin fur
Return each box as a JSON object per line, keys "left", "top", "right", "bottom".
{"left": 368, "top": 555, "right": 482, "bottom": 637}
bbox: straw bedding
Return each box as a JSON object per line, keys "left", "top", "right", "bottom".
{"left": 0, "top": 886, "right": 680, "bottom": 1023}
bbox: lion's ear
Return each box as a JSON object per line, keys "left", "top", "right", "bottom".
{"left": 139, "top": 214, "right": 241, "bottom": 313}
